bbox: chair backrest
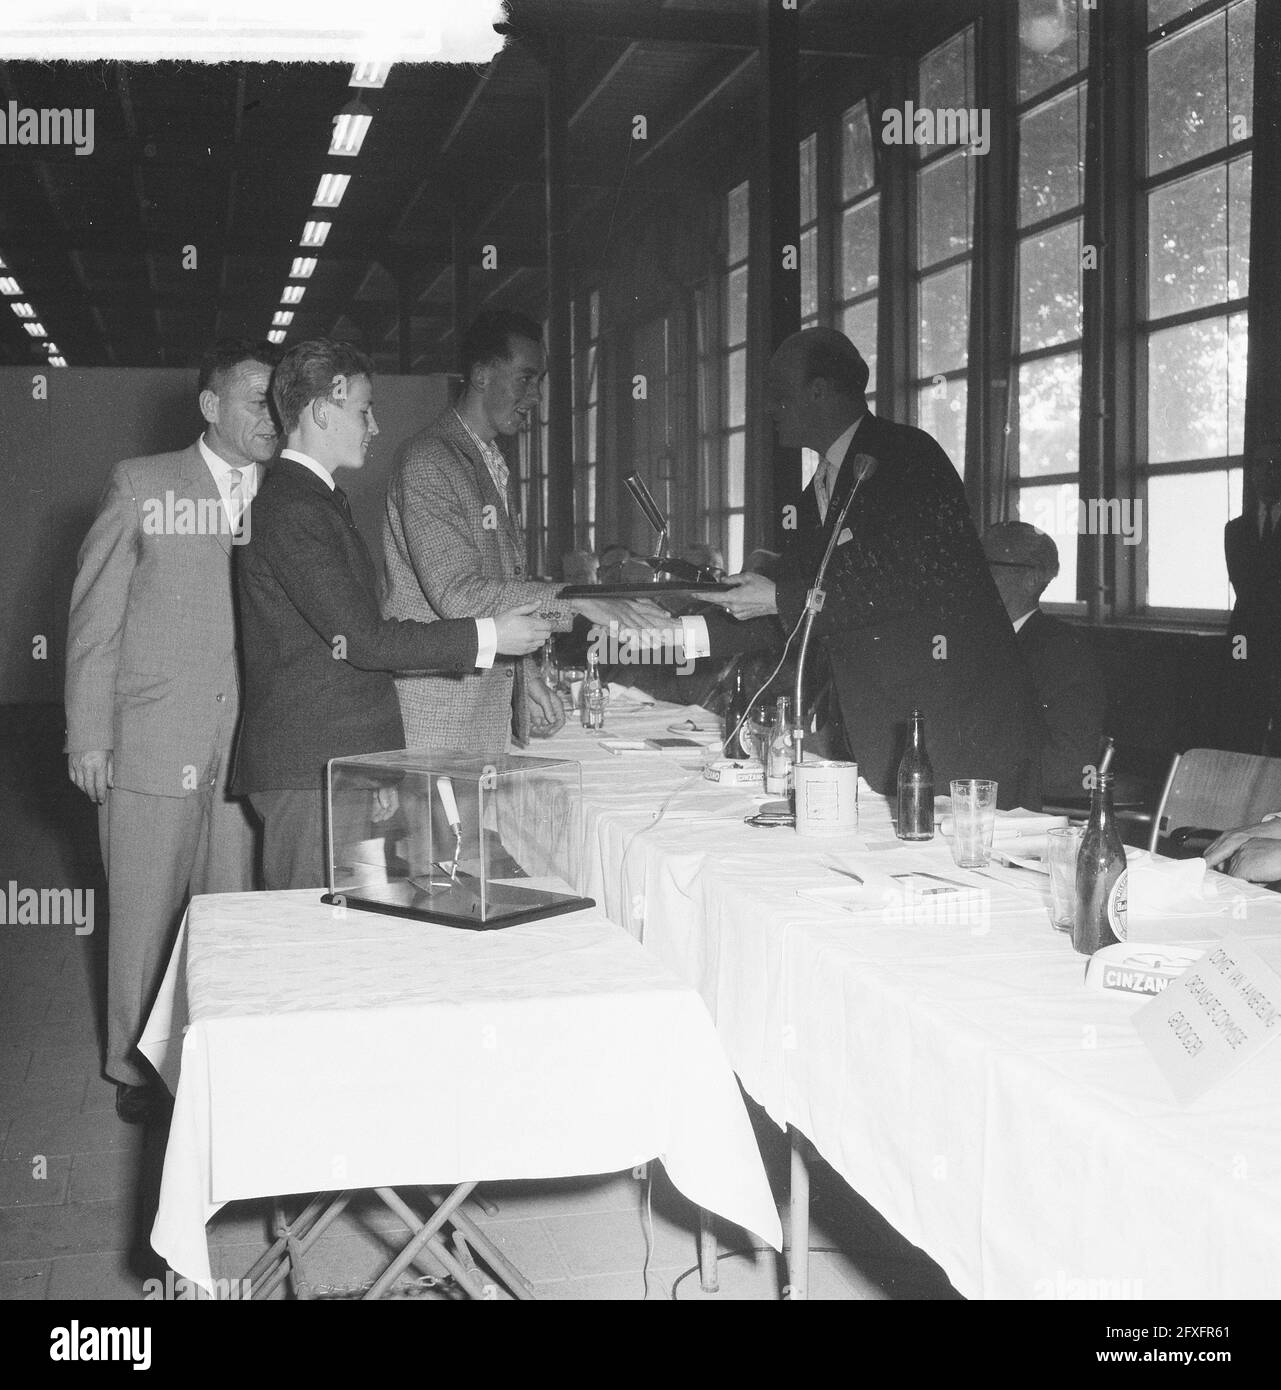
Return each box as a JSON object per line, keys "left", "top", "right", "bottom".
{"left": 1148, "top": 748, "right": 1281, "bottom": 852}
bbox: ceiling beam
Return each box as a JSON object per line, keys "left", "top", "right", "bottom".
{"left": 497, "top": 3, "right": 884, "bottom": 57}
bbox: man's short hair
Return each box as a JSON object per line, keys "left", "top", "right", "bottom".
{"left": 197, "top": 339, "right": 281, "bottom": 398}
{"left": 271, "top": 339, "right": 374, "bottom": 436}
{"left": 459, "top": 310, "right": 543, "bottom": 385}
{"left": 796, "top": 328, "right": 870, "bottom": 399}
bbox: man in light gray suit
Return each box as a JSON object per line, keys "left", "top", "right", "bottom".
{"left": 383, "top": 309, "right": 658, "bottom": 758}
{"left": 66, "top": 339, "right": 279, "bottom": 1122}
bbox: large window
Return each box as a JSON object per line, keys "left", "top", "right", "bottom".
{"left": 1011, "top": 0, "right": 1088, "bottom": 604}
{"left": 1140, "top": 0, "right": 1252, "bottom": 612}
{"left": 838, "top": 98, "right": 880, "bottom": 409}
{"left": 912, "top": 26, "right": 976, "bottom": 474}
{"left": 571, "top": 289, "right": 600, "bottom": 551}
{"left": 698, "top": 180, "right": 749, "bottom": 574}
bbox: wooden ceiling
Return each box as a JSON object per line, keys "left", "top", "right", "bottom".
{"left": 0, "top": 0, "right": 975, "bottom": 372}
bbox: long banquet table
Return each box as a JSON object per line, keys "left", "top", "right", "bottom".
{"left": 549, "top": 698, "right": 1281, "bottom": 1300}
{"left": 140, "top": 889, "right": 782, "bottom": 1294}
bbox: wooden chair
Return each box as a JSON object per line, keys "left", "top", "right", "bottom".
{"left": 1148, "top": 748, "right": 1281, "bottom": 853}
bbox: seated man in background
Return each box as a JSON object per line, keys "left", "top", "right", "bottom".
{"left": 562, "top": 549, "right": 598, "bottom": 586}
{"left": 682, "top": 542, "right": 726, "bottom": 580}
{"left": 982, "top": 521, "right": 1107, "bottom": 801}
{"left": 232, "top": 339, "right": 550, "bottom": 889}
{"left": 1204, "top": 817, "right": 1281, "bottom": 886}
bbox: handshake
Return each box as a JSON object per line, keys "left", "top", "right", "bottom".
{"left": 492, "top": 595, "right": 672, "bottom": 656}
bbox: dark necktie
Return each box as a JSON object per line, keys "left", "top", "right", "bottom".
{"left": 334, "top": 486, "right": 354, "bottom": 528}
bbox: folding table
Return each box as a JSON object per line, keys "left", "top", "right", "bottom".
{"left": 140, "top": 890, "right": 782, "bottom": 1299}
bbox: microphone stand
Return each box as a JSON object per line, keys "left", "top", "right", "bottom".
{"left": 792, "top": 455, "right": 875, "bottom": 768}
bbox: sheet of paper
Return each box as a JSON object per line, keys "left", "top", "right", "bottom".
{"left": 1135, "top": 936, "right": 1281, "bottom": 1102}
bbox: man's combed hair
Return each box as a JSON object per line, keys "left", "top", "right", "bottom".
{"left": 459, "top": 309, "right": 543, "bottom": 386}
{"left": 196, "top": 339, "right": 282, "bottom": 397}
{"left": 271, "top": 339, "right": 374, "bottom": 436}
{"left": 798, "top": 328, "right": 870, "bottom": 399}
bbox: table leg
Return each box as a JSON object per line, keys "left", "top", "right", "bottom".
{"left": 436, "top": 1199, "right": 538, "bottom": 1300}
{"left": 250, "top": 1191, "right": 353, "bottom": 1301}
{"left": 787, "top": 1126, "right": 810, "bottom": 1301}
{"left": 366, "top": 1183, "right": 486, "bottom": 1300}
{"left": 697, "top": 1208, "right": 720, "bottom": 1293}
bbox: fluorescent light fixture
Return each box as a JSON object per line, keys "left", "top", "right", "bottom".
{"left": 49, "top": 355, "right": 66, "bottom": 367}
{"left": 272, "top": 311, "right": 294, "bottom": 327}
{"left": 267, "top": 329, "right": 286, "bottom": 345}
{"left": 12, "top": 302, "right": 35, "bottom": 317}
{"left": 24, "top": 322, "right": 45, "bottom": 337}
{"left": 45, "top": 342, "right": 59, "bottom": 354}
{"left": 289, "top": 257, "right": 317, "bottom": 279}
{"left": 350, "top": 62, "right": 390, "bottom": 88}
{"left": 329, "top": 100, "right": 373, "bottom": 157}
{"left": 300, "top": 221, "right": 331, "bottom": 248}
{"left": 313, "top": 173, "right": 350, "bottom": 209}
{"left": 0, "top": 277, "right": 20, "bottom": 295}
{"left": 281, "top": 285, "right": 305, "bottom": 305}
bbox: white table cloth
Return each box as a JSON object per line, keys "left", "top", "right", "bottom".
{"left": 141, "top": 890, "right": 782, "bottom": 1293}
{"left": 552, "top": 702, "right": 1281, "bottom": 1299}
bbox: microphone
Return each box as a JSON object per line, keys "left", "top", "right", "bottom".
{"left": 621, "top": 472, "right": 716, "bottom": 582}
{"left": 793, "top": 453, "right": 877, "bottom": 764}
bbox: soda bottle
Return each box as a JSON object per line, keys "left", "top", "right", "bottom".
{"left": 722, "top": 662, "right": 750, "bottom": 759}
{"left": 581, "top": 649, "right": 607, "bottom": 731}
{"left": 895, "top": 709, "right": 934, "bottom": 840}
{"left": 765, "top": 695, "right": 795, "bottom": 796}
{"left": 1073, "top": 771, "right": 1126, "bottom": 955}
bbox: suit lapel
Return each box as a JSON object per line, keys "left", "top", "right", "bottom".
{"left": 179, "top": 440, "right": 235, "bottom": 556}
{"left": 446, "top": 411, "right": 523, "bottom": 554}
{"left": 820, "top": 415, "right": 878, "bottom": 536}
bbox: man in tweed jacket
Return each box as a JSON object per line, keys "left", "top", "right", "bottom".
{"left": 383, "top": 310, "right": 659, "bottom": 759}
{"left": 65, "top": 339, "right": 279, "bottom": 1121}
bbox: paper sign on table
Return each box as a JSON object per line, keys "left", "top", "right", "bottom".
{"left": 1134, "top": 936, "right": 1281, "bottom": 1102}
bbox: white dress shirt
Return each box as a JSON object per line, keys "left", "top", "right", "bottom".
{"left": 280, "top": 447, "right": 496, "bottom": 668}
{"left": 676, "top": 415, "right": 868, "bottom": 660}
{"left": 811, "top": 417, "right": 864, "bottom": 523}
{"left": 199, "top": 434, "right": 259, "bottom": 531}
{"left": 456, "top": 410, "right": 511, "bottom": 512}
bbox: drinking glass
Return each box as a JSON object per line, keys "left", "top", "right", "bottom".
{"left": 948, "top": 779, "right": 999, "bottom": 868}
{"left": 1046, "top": 825, "right": 1083, "bottom": 932}
{"left": 745, "top": 703, "right": 774, "bottom": 763}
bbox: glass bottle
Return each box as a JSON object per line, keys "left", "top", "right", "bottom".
{"left": 581, "top": 649, "right": 607, "bottom": 731}
{"left": 765, "top": 695, "right": 795, "bottom": 796}
{"left": 895, "top": 709, "right": 934, "bottom": 840}
{"left": 1073, "top": 771, "right": 1126, "bottom": 955}
{"left": 722, "top": 662, "right": 750, "bottom": 759}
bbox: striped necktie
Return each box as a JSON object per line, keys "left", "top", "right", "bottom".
{"left": 227, "top": 468, "right": 249, "bottom": 534}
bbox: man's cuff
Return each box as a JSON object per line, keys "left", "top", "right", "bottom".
{"left": 474, "top": 618, "right": 498, "bottom": 669}
{"left": 678, "top": 615, "right": 711, "bottom": 659}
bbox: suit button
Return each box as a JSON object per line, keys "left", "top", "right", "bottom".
{"left": 514, "top": 566, "right": 523, "bottom": 576}
{"left": 506, "top": 668, "right": 514, "bottom": 679}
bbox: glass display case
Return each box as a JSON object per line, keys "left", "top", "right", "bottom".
{"left": 322, "top": 750, "right": 594, "bottom": 929}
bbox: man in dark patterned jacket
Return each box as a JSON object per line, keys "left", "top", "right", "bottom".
{"left": 678, "top": 328, "right": 1045, "bottom": 808}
